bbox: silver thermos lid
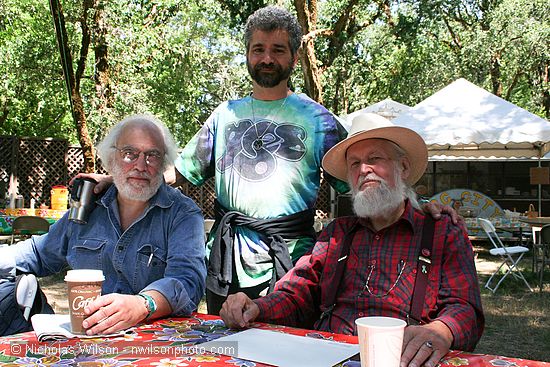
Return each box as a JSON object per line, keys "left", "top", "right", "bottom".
{"left": 68, "top": 178, "right": 97, "bottom": 224}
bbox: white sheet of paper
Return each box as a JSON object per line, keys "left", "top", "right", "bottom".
{"left": 31, "top": 314, "right": 131, "bottom": 341}
{"left": 199, "top": 328, "right": 359, "bottom": 367}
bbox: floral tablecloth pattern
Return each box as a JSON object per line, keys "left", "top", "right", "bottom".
{"left": 0, "top": 208, "right": 67, "bottom": 219}
{"left": 0, "top": 313, "right": 547, "bottom": 366}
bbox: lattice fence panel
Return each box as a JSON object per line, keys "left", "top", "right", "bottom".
{"left": 314, "top": 175, "right": 331, "bottom": 219}
{"left": 184, "top": 178, "right": 216, "bottom": 219}
{"left": 67, "top": 147, "right": 84, "bottom": 180}
{"left": 0, "top": 136, "right": 16, "bottom": 200}
{"left": 17, "top": 138, "right": 68, "bottom": 207}
{"left": 66, "top": 146, "right": 107, "bottom": 178}
{"left": 4, "top": 137, "right": 334, "bottom": 219}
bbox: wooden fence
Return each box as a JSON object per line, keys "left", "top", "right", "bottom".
{"left": 0, "top": 136, "right": 333, "bottom": 219}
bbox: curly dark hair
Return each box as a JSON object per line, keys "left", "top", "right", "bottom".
{"left": 244, "top": 6, "right": 303, "bottom": 56}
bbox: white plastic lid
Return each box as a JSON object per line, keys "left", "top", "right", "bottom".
{"left": 64, "top": 269, "right": 105, "bottom": 282}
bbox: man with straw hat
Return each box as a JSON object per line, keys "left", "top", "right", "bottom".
{"left": 220, "top": 113, "right": 484, "bottom": 367}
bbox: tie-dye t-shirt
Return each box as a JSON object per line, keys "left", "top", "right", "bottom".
{"left": 175, "top": 93, "right": 347, "bottom": 288}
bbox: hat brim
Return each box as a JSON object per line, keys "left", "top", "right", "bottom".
{"left": 322, "top": 126, "right": 428, "bottom": 185}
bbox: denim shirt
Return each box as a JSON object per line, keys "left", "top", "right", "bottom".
{"left": 3, "top": 183, "right": 206, "bottom": 316}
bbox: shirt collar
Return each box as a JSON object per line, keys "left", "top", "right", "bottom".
{"left": 358, "top": 199, "right": 420, "bottom": 234}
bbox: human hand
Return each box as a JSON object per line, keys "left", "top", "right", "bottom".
{"left": 69, "top": 173, "right": 113, "bottom": 194}
{"left": 400, "top": 321, "right": 453, "bottom": 367}
{"left": 421, "top": 201, "right": 464, "bottom": 227}
{"left": 82, "top": 293, "right": 148, "bottom": 335}
{"left": 219, "top": 292, "right": 260, "bottom": 329}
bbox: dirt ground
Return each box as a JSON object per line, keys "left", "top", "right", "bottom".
{"left": 38, "top": 274, "right": 69, "bottom": 314}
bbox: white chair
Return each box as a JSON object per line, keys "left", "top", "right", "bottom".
{"left": 478, "top": 218, "right": 533, "bottom": 293}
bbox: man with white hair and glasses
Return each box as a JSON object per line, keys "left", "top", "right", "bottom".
{"left": 220, "top": 113, "right": 484, "bottom": 367}
{"left": 0, "top": 115, "right": 206, "bottom": 336}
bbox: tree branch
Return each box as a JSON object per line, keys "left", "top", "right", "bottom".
{"left": 0, "top": 101, "right": 8, "bottom": 127}
{"left": 75, "top": 0, "right": 93, "bottom": 90}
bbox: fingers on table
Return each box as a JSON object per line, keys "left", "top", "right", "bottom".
{"left": 401, "top": 338, "right": 443, "bottom": 367}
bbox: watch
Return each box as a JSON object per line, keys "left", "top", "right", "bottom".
{"left": 137, "top": 293, "right": 157, "bottom": 319}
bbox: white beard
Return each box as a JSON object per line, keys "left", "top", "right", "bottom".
{"left": 350, "top": 167, "right": 406, "bottom": 219}
{"left": 111, "top": 165, "right": 162, "bottom": 202}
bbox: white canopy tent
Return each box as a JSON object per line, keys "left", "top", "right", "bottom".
{"left": 392, "top": 78, "right": 550, "bottom": 160}
{"left": 341, "top": 98, "right": 410, "bottom": 131}
{"left": 391, "top": 78, "right": 550, "bottom": 214}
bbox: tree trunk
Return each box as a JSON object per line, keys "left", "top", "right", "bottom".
{"left": 293, "top": 0, "right": 374, "bottom": 106}
{"left": 294, "top": 0, "right": 324, "bottom": 104}
{"left": 542, "top": 63, "right": 550, "bottom": 119}
{"left": 50, "top": 0, "right": 96, "bottom": 173}
{"left": 92, "top": 0, "right": 113, "bottom": 114}
{"left": 489, "top": 52, "right": 502, "bottom": 97}
{"left": 0, "top": 102, "right": 8, "bottom": 127}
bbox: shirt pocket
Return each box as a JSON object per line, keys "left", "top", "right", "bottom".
{"left": 69, "top": 239, "right": 107, "bottom": 269}
{"left": 134, "top": 244, "right": 167, "bottom": 288}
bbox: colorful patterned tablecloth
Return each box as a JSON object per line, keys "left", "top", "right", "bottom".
{"left": 0, "top": 313, "right": 548, "bottom": 366}
{"left": 0, "top": 208, "right": 67, "bottom": 219}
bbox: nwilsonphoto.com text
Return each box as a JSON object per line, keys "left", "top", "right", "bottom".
{"left": 9, "top": 341, "right": 237, "bottom": 358}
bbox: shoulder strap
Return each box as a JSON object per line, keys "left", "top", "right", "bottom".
{"left": 319, "top": 220, "right": 359, "bottom": 323}
{"left": 408, "top": 216, "right": 435, "bottom": 325}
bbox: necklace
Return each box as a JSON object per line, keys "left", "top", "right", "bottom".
{"left": 361, "top": 259, "right": 407, "bottom": 298}
{"left": 250, "top": 95, "right": 290, "bottom": 150}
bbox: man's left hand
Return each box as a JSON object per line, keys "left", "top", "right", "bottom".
{"left": 400, "top": 321, "right": 453, "bottom": 367}
{"left": 82, "top": 293, "right": 148, "bottom": 335}
{"left": 421, "top": 201, "right": 465, "bottom": 228}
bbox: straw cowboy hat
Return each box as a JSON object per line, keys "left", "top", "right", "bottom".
{"left": 322, "top": 113, "right": 428, "bottom": 185}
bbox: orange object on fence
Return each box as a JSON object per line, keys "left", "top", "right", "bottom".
{"left": 50, "top": 185, "right": 68, "bottom": 210}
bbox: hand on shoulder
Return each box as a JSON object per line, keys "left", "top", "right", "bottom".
{"left": 421, "top": 201, "right": 464, "bottom": 227}
{"left": 70, "top": 173, "right": 113, "bottom": 194}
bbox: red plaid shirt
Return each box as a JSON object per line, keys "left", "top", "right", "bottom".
{"left": 255, "top": 201, "right": 484, "bottom": 351}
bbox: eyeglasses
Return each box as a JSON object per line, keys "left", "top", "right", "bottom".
{"left": 114, "top": 147, "right": 164, "bottom": 167}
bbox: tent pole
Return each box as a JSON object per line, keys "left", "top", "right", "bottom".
{"left": 539, "top": 158, "right": 542, "bottom": 216}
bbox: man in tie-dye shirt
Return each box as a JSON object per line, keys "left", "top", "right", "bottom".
{"left": 76, "top": 6, "right": 454, "bottom": 316}
{"left": 173, "top": 6, "right": 348, "bottom": 314}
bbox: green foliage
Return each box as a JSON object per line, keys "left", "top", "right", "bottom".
{"left": 1, "top": 0, "right": 248, "bottom": 146}
{"left": 0, "top": 0, "right": 547, "bottom": 146}
{"left": 90, "top": 0, "right": 250, "bottom": 146}
{"left": 0, "top": 0, "right": 74, "bottom": 138}
{"left": 216, "top": 0, "right": 267, "bottom": 28}
{"left": 322, "top": 0, "right": 549, "bottom": 118}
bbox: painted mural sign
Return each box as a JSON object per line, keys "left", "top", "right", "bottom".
{"left": 429, "top": 189, "right": 504, "bottom": 218}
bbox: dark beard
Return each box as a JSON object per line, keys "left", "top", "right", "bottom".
{"left": 247, "top": 60, "right": 293, "bottom": 88}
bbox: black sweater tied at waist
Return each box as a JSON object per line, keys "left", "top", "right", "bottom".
{"left": 206, "top": 200, "right": 316, "bottom": 297}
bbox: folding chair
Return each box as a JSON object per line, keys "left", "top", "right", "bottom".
{"left": 10, "top": 216, "right": 50, "bottom": 245}
{"left": 478, "top": 218, "right": 533, "bottom": 293}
